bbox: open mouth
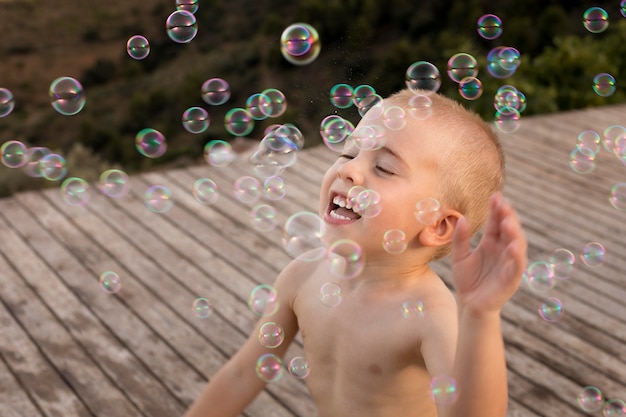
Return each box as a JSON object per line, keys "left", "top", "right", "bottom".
{"left": 327, "top": 193, "right": 362, "bottom": 223}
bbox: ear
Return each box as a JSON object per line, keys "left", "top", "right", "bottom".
{"left": 417, "top": 209, "right": 463, "bottom": 248}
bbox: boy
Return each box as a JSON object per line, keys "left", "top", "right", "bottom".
{"left": 184, "top": 89, "right": 527, "bottom": 417}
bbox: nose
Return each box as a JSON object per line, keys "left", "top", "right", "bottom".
{"left": 337, "top": 157, "right": 364, "bottom": 185}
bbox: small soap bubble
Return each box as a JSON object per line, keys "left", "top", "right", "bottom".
{"left": 0, "top": 88, "right": 15, "bottom": 117}
{"left": 182, "top": 106, "right": 210, "bottom": 134}
{"left": 22, "top": 147, "right": 51, "bottom": 178}
{"left": 99, "top": 169, "right": 130, "bottom": 198}
{"left": 577, "top": 130, "right": 601, "bottom": 154}
{"left": 49, "top": 77, "right": 86, "bottom": 116}
{"left": 603, "top": 399, "right": 626, "bottom": 416}
{"left": 99, "top": 271, "right": 121, "bottom": 294}
{"left": 569, "top": 147, "right": 596, "bottom": 174}
{"left": 224, "top": 108, "right": 254, "bottom": 136}
{"left": 593, "top": 73, "right": 616, "bottom": 97}
{"left": 354, "top": 188, "right": 382, "bottom": 218}
{"left": 136, "top": 128, "right": 167, "bottom": 158}
{"left": 353, "top": 85, "right": 377, "bottom": 108}
{"left": 176, "top": 0, "right": 198, "bottom": 14}
{"left": 477, "top": 14, "right": 503, "bottom": 40}
{"left": 204, "top": 140, "right": 235, "bottom": 167}
{"left": 126, "top": 35, "right": 150, "bottom": 60}
{"left": 258, "top": 322, "right": 285, "bottom": 348}
{"left": 407, "top": 93, "right": 433, "bottom": 120}
{"left": 280, "top": 23, "right": 321, "bottom": 66}
{"left": 233, "top": 176, "right": 261, "bottom": 204}
{"left": 538, "top": 297, "right": 564, "bottom": 322}
{"left": 39, "top": 153, "right": 67, "bottom": 181}
{"left": 614, "top": 136, "right": 626, "bottom": 163}
{"left": 406, "top": 61, "right": 441, "bottom": 93}
{"left": 382, "top": 106, "right": 407, "bottom": 131}
{"left": 602, "top": 125, "right": 626, "bottom": 152}
{"left": 347, "top": 185, "right": 366, "bottom": 209}
{"left": 580, "top": 242, "right": 606, "bottom": 267}
{"left": 145, "top": 185, "right": 173, "bottom": 213}
{"left": 248, "top": 284, "right": 280, "bottom": 317}
{"left": 622, "top": 0, "right": 626, "bottom": 18}
{"left": 458, "top": 76, "right": 483, "bottom": 100}
{"left": 383, "top": 229, "right": 407, "bottom": 255}
{"left": 192, "top": 297, "right": 213, "bottom": 318}
{"left": 256, "top": 353, "right": 283, "bottom": 382}
{"left": 283, "top": 211, "right": 326, "bottom": 261}
{"left": 288, "top": 357, "right": 310, "bottom": 379}
{"left": 525, "top": 261, "right": 556, "bottom": 293}
{"left": 352, "top": 124, "right": 384, "bottom": 151}
{"left": 548, "top": 248, "right": 577, "bottom": 280}
{"left": 192, "top": 178, "right": 219, "bottom": 205}
{"left": 447, "top": 53, "right": 478, "bottom": 83}
{"left": 610, "top": 183, "right": 626, "bottom": 210}
{"left": 494, "top": 108, "right": 521, "bottom": 134}
{"left": 61, "top": 177, "right": 91, "bottom": 206}
{"left": 166, "top": 10, "right": 197, "bottom": 43}
{"left": 486, "top": 47, "right": 518, "bottom": 79}
{"left": 357, "top": 94, "right": 384, "bottom": 119}
{"left": 415, "top": 198, "right": 441, "bottom": 225}
{"left": 401, "top": 300, "right": 425, "bottom": 319}
{"left": 330, "top": 84, "right": 354, "bottom": 109}
{"left": 430, "top": 375, "right": 458, "bottom": 405}
{"left": 201, "top": 78, "right": 230, "bottom": 106}
{"left": 259, "top": 88, "right": 287, "bottom": 118}
{"left": 327, "top": 239, "right": 364, "bottom": 279}
{"left": 494, "top": 85, "right": 526, "bottom": 113}
{"left": 264, "top": 176, "right": 286, "bottom": 201}
{"left": 1, "top": 140, "right": 27, "bottom": 168}
{"left": 583, "top": 7, "right": 609, "bottom": 33}
{"left": 249, "top": 204, "right": 278, "bottom": 232}
{"left": 320, "top": 282, "right": 342, "bottom": 307}
{"left": 246, "top": 93, "right": 271, "bottom": 121}
{"left": 577, "top": 386, "right": 604, "bottom": 412}
{"left": 320, "top": 115, "right": 353, "bottom": 152}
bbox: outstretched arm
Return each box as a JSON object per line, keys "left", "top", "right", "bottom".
{"left": 442, "top": 193, "right": 527, "bottom": 417}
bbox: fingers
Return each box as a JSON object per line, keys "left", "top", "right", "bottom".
{"left": 451, "top": 215, "right": 471, "bottom": 263}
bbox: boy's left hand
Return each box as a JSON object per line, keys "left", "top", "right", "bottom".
{"left": 451, "top": 193, "right": 527, "bottom": 314}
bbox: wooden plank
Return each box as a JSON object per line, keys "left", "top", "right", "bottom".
{"left": 0, "top": 196, "right": 184, "bottom": 416}
{"left": 0, "top": 209, "right": 142, "bottom": 417}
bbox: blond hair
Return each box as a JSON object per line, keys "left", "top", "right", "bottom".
{"left": 386, "top": 89, "right": 505, "bottom": 259}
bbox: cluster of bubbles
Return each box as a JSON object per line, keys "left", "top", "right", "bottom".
{"left": 576, "top": 385, "right": 626, "bottom": 415}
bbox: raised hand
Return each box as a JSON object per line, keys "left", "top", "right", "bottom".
{"left": 451, "top": 193, "right": 527, "bottom": 314}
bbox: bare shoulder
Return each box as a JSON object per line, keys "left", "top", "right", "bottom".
{"left": 274, "top": 254, "right": 324, "bottom": 304}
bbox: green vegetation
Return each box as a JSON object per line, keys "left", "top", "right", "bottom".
{"left": 1, "top": 0, "right": 625, "bottom": 197}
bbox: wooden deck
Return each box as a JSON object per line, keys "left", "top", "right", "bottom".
{"left": 1, "top": 104, "right": 626, "bottom": 417}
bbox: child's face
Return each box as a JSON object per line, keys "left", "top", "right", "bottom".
{"left": 319, "top": 112, "right": 445, "bottom": 256}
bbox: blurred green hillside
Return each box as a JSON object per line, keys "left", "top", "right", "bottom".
{"left": 1, "top": 0, "right": 626, "bottom": 196}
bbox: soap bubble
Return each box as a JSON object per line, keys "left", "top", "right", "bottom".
{"left": 201, "top": 78, "right": 230, "bottom": 106}
{"left": 580, "top": 242, "right": 606, "bottom": 267}
{"left": 569, "top": 147, "right": 596, "bottom": 174}
{"left": 282, "top": 211, "right": 326, "bottom": 261}
{"left": 486, "top": 46, "right": 519, "bottom": 79}
{"left": 98, "top": 169, "right": 130, "bottom": 198}
{"left": 249, "top": 204, "right": 278, "bottom": 232}
{"left": 329, "top": 83, "right": 354, "bottom": 109}
{"left": 603, "top": 399, "right": 626, "bottom": 416}
{"left": 182, "top": 106, "right": 210, "bottom": 134}
{"left": 548, "top": 248, "right": 577, "bottom": 280}
{"left": 176, "top": 0, "right": 198, "bottom": 14}
{"left": 383, "top": 229, "right": 407, "bottom": 255}
{"left": 355, "top": 188, "right": 382, "bottom": 218}
{"left": 353, "top": 84, "right": 377, "bottom": 108}
{"left": 1, "top": 140, "right": 28, "bottom": 168}
{"left": 136, "top": 128, "right": 167, "bottom": 158}
{"left": 280, "top": 23, "right": 321, "bottom": 65}
{"left": 494, "top": 85, "right": 526, "bottom": 113}
{"left": 458, "top": 76, "right": 483, "bottom": 100}
{"left": 248, "top": 284, "right": 279, "bottom": 317}
{"left": 288, "top": 357, "right": 310, "bottom": 379}
{"left": 192, "top": 178, "right": 219, "bottom": 205}
{"left": 258, "top": 322, "right": 285, "bottom": 348}
{"left": 477, "top": 14, "right": 503, "bottom": 40}
{"left": 406, "top": 61, "right": 441, "bottom": 93}
{"left": 320, "top": 282, "right": 342, "bottom": 307}
{"left": 126, "top": 35, "right": 150, "bottom": 60}
{"left": 383, "top": 105, "right": 407, "bottom": 131}
{"left": 246, "top": 93, "right": 270, "bottom": 120}
{"left": 447, "top": 53, "right": 478, "bottom": 83}
{"left": 583, "top": 7, "right": 609, "bottom": 33}
{"left": 22, "top": 147, "right": 51, "bottom": 178}
{"left": 259, "top": 88, "right": 287, "bottom": 118}
{"left": 430, "top": 375, "right": 458, "bottom": 405}
{"left": 407, "top": 93, "right": 433, "bottom": 120}
{"left": 39, "top": 154, "right": 67, "bottom": 181}
{"left": 352, "top": 124, "right": 384, "bottom": 151}
{"left": 233, "top": 176, "right": 261, "bottom": 204}
{"left": 224, "top": 108, "right": 254, "bottom": 136}
{"left": 326, "top": 239, "right": 364, "bottom": 279}
{"left": 99, "top": 271, "right": 121, "bottom": 294}
{"left": 61, "top": 177, "right": 91, "bottom": 206}
{"left": 320, "top": 115, "right": 353, "bottom": 152}
{"left": 357, "top": 94, "right": 384, "bottom": 119}
{"left": 610, "top": 183, "right": 626, "bottom": 210}
{"left": 602, "top": 124, "right": 626, "bottom": 153}
{"left": 256, "top": 354, "right": 283, "bottom": 382}
{"left": 401, "top": 300, "right": 425, "bottom": 319}
{"left": 144, "top": 185, "right": 173, "bottom": 213}
{"left": 538, "top": 297, "right": 564, "bottom": 322}
{"left": 49, "top": 77, "right": 86, "bottom": 116}
{"left": 204, "top": 140, "right": 235, "bottom": 167}
{"left": 494, "top": 107, "right": 521, "bottom": 133}
{"left": 166, "top": 10, "right": 197, "bottom": 43}
{"left": 263, "top": 176, "right": 286, "bottom": 201}
{"left": 415, "top": 198, "right": 441, "bottom": 225}
{"left": 577, "top": 386, "right": 604, "bottom": 412}
{"left": 525, "top": 261, "right": 555, "bottom": 293}
{"left": 192, "top": 297, "right": 213, "bottom": 318}
{"left": 593, "top": 73, "right": 616, "bottom": 97}
{"left": 0, "top": 88, "right": 15, "bottom": 117}
{"left": 576, "top": 130, "right": 601, "bottom": 154}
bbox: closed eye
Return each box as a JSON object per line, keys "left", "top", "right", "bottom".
{"left": 376, "top": 165, "right": 395, "bottom": 175}
{"left": 339, "top": 154, "right": 355, "bottom": 160}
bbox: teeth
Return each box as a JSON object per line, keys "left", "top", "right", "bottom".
{"left": 332, "top": 195, "right": 352, "bottom": 209}
{"left": 329, "top": 210, "right": 352, "bottom": 221}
